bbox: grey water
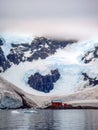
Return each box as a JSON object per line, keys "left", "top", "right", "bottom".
{"left": 0, "top": 109, "right": 98, "bottom": 130}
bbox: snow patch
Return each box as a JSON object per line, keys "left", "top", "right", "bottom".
{"left": 0, "top": 35, "right": 98, "bottom": 96}
{"left": 0, "top": 32, "right": 33, "bottom": 56}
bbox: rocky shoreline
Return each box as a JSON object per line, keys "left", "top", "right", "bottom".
{"left": 0, "top": 76, "right": 98, "bottom": 110}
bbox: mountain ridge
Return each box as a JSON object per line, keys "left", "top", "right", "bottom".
{"left": 0, "top": 34, "right": 98, "bottom": 95}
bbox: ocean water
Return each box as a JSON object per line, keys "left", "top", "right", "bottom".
{"left": 0, "top": 109, "right": 98, "bottom": 130}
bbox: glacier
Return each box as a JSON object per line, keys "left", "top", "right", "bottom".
{"left": 0, "top": 34, "right": 98, "bottom": 96}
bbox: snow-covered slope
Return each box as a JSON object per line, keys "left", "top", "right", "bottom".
{"left": 0, "top": 33, "right": 98, "bottom": 96}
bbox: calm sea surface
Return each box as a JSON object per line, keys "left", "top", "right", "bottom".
{"left": 0, "top": 109, "right": 98, "bottom": 130}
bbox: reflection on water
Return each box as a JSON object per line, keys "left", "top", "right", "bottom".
{"left": 0, "top": 109, "right": 98, "bottom": 130}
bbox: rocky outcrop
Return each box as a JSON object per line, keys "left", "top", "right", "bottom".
{"left": 6, "top": 37, "right": 76, "bottom": 65}
{"left": 28, "top": 69, "right": 60, "bottom": 93}
{"left": 81, "top": 46, "right": 98, "bottom": 63}
{"left": 28, "top": 37, "right": 76, "bottom": 61}
{"left": 0, "top": 77, "right": 38, "bottom": 109}
{"left": 0, "top": 81, "right": 23, "bottom": 109}
{"left": 82, "top": 73, "right": 98, "bottom": 86}
{"left": 7, "top": 48, "right": 25, "bottom": 65}
{"left": 0, "top": 38, "right": 5, "bottom": 46}
{"left": 0, "top": 47, "right": 11, "bottom": 72}
{"left": 0, "top": 90, "right": 23, "bottom": 109}
{"left": 0, "top": 38, "right": 11, "bottom": 72}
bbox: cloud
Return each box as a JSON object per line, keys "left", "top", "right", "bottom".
{"left": 0, "top": 0, "right": 98, "bottom": 19}
{"left": 0, "top": 0, "right": 98, "bottom": 40}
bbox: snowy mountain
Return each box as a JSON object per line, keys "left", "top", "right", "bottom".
{"left": 0, "top": 33, "right": 98, "bottom": 96}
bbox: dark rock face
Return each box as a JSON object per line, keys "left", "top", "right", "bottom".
{"left": 28, "top": 37, "right": 76, "bottom": 61}
{"left": 0, "top": 38, "right": 4, "bottom": 46}
{"left": 0, "top": 36, "right": 76, "bottom": 72}
{"left": 0, "top": 47, "right": 11, "bottom": 72}
{"left": 7, "top": 37, "right": 76, "bottom": 64}
{"left": 81, "top": 46, "right": 98, "bottom": 63}
{"left": 0, "top": 38, "right": 10, "bottom": 72}
{"left": 28, "top": 69, "right": 60, "bottom": 93}
{"left": 7, "top": 43, "right": 30, "bottom": 64}
{"left": 7, "top": 48, "right": 25, "bottom": 65}
{"left": 82, "top": 73, "right": 98, "bottom": 86}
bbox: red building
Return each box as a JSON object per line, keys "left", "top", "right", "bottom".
{"left": 51, "top": 100, "right": 68, "bottom": 109}
{"left": 51, "top": 100, "right": 62, "bottom": 108}
{"left": 64, "top": 103, "right": 68, "bottom": 108}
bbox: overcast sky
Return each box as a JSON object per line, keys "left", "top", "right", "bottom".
{"left": 0, "top": 0, "right": 98, "bottom": 40}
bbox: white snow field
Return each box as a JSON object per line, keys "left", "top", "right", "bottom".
{"left": 0, "top": 33, "right": 98, "bottom": 96}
